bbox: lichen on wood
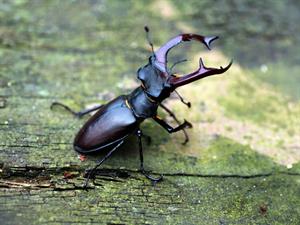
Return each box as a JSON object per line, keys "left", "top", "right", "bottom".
{"left": 0, "top": 1, "right": 299, "bottom": 224}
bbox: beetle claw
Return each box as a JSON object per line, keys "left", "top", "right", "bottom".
{"left": 153, "top": 33, "right": 232, "bottom": 87}
{"left": 184, "top": 120, "right": 193, "bottom": 129}
{"left": 153, "top": 33, "right": 220, "bottom": 73}
{"left": 203, "top": 36, "right": 219, "bottom": 50}
{"left": 168, "top": 58, "right": 233, "bottom": 88}
{"left": 141, "top": 170, "right": 163, "bottom": 183}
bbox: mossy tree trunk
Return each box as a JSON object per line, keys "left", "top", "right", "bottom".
{"left": 0, "top": 1, "right": 299, "bottom": 224}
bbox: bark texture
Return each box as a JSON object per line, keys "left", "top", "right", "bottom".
{"left": 0, "top": 1, "right": 299, "bottom": 224}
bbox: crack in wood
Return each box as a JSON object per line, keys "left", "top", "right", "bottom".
{"left": 0, "top": 165, "right": 299, "bottom": 191}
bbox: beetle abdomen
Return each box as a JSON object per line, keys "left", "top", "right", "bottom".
{"left": 74, "top": 96, "right": 139, "bottom": 154}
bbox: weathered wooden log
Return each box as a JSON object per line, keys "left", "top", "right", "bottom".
{"left": 0, "top": 1, "right": 299, "bottom": 224}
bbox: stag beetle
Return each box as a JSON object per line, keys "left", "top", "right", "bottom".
{"left": 51, "top": 27, "right": 232, "bottom": 187}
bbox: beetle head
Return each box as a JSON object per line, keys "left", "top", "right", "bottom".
{"left": 137, "top": 32, "right": 232, "bottom": 101}
{"left": 137, "top": 57, "right": 172, "bottom": 100}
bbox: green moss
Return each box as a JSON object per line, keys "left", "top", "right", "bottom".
{"left": 106, "top": 135, "right": 281, "bottom": 176}
{"left": 1, "top": 173, "right": 299, "bottom": 225}
{"left": 196, "top": 136, "right": 280, "bottom": 175}
{"left": 219, "top": 77, "right": 300, "bottom": 129}
{"left": 289, "top": 162, "right": 300, "bottom": 174}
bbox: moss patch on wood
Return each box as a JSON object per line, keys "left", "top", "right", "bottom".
{"left": 0, "top": 0, "right": 299, "bottom": 224}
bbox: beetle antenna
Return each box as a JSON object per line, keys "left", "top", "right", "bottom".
{"left": 144, "top": 26, "right": 155, "bottom": 56}
{"left": 169, "top": 58, "right": 188, "bottom": 74}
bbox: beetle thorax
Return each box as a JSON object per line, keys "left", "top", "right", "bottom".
{"left": 137, "top": 58, "right": 172, "bottom": 101}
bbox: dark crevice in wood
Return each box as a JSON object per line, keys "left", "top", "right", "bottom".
{"left": 0, "top": 165, "right": 299, "bottom": 191}
{"left": 2, "top": 165, "right": 300, "bottom": 179}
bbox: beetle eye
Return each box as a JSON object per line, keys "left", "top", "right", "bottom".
{"left": 149, "top": 56, "right": 153, "bottom": 64}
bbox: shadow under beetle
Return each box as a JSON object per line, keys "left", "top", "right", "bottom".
{"left": 51, "top": 27, "right": 232, "bottom": 188}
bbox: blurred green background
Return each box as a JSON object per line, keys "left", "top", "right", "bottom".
{"left": 1, "top": 0, "right": 300, "bottom": 99}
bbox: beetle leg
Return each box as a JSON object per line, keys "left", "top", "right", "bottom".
{"left": 159, "top": 103, "right": 190, "bottom": 145}
{"left": 153, "top": 115, "right": 192, "bottom": 133}
{"left": 83, "top": 140, "right": 124, "bottom": 189}
{"left": 174, "top": 90, "right": 191, "bottom": 108}
{"left": 50, "top": 102, "right": 103, "bottom": 118}
{"left": 137, "top": 129, "right": 163, "bottom": 183}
